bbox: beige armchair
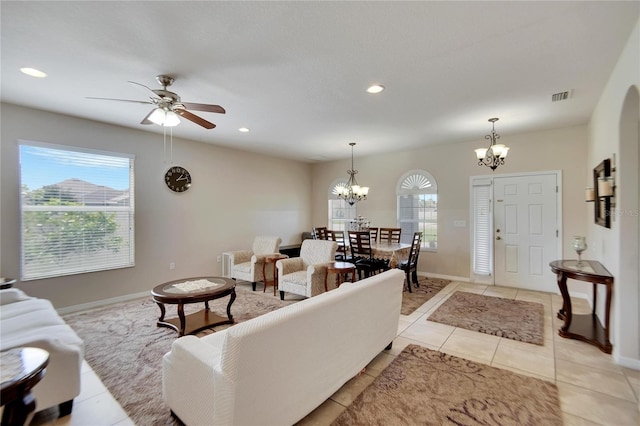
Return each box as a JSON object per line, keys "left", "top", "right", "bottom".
{"left": 228, "top": 236, "right": 282, "bottom": 291}
{"left": 277, "top": 239, "right": 337, "bottom": 300}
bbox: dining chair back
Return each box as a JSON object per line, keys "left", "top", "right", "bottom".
{"left": 399, "top": 232, "right": 422, "bottom": 292}
{"left": 379, "top": 227, "right": 402, "bottom": 243}
{"left": 312, "top": 227, "right": 328, "bottom": 240}
{"left": 328, "top": 230, "right": 350, "bottom": 261}
{"left": 369, "top": 227, "right": 379, "bottom": 242}
{"left": 348, "top": 231, "right": 387, "bottom": 279}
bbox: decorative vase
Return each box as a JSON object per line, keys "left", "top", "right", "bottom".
{"left": 572, "top": 236, "right": 587, "bottom": 266}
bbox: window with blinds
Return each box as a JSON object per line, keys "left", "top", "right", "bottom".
{"left": 328, "top": 180, "right": 356, "bottom": 231}
{"left": 19, "top": 141, "right": 135, "bottom": 280}
{"left": 472, "top": 178, "right": 492, "bottom": 275}
{"left": 396, "top": 170, "right": 437, "bottom": 249}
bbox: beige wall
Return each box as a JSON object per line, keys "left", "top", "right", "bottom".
{"left": 311, "top": 125, "right": 589, "bottom": 279}
{"left": 1, "top": 103, "right": 312, "bottom": 308}
{"left": 587, "top": 18, "right": 639, "bottom": 367}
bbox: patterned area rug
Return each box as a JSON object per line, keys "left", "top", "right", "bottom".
{"left": 63, "top": 285, "right": 297, "bottom": 426}
{"left": 401, "top": 276, "right": 450, "bottom": 315}
{"left": 332, "top": 344, "right": 562, "bottom": 425}
{"left": 427, "top": 291, "right": 545, "bottom": 345}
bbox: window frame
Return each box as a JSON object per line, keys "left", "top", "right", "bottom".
{"left": 396, "top": 169, "right": 438, "bottom": 250}
{"left": 19, "top": 140, "right": 135, "bottom": 280}
{"left": 328, "top": 178, "right": 357, "bottom": 232}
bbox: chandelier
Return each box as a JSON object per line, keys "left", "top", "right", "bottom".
{"left": 475, "top": 118, "right": 509, "bottom": 171}
{"left": 336, "top": 142, "right": 369, "bottom": 205}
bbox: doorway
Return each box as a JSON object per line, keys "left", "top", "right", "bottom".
{"left": 471, "top": 171, "right": 561, "bottom": 292}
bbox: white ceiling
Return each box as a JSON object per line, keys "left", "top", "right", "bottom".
{"left": 1, "top": 1, "right": 638, "bottom": 162}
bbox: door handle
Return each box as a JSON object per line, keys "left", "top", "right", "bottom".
{"left": 496, "top": 236, "right": 502, "bottom": 240}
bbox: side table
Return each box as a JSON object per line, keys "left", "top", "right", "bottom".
{"left": 325, "top": 261, "right": 357, "bottom": 292}
{"left": 263, "top": 254, "right": 289, "bottom": 296}
{"left": 549, "top": 260, "right": 614, "bottom": 353}
{"left": 1, "top": 347, "right": 50, "bottom": 426}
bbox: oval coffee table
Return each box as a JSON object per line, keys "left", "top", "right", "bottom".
{"left": 151, "top": 276, "right": 236, "bottom": 336}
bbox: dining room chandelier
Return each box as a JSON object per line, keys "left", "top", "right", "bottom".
{"left": 475, "top": 118, "right": 509, "bottom": 171}
{"left": 336, "top": 142, "right": 369, "bottom": 205}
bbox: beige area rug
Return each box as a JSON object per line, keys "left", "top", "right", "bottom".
{"left": 401, "top": 277, "right": 450, "bottom": 315}
{"left": 428, "top": 291, "right": 545, "bottom": 345}
{"left": 332, "top": 344, "right": 563, "bottom": 426}
{"left": 63, "top": 285, "right": 297, "bottom": 426}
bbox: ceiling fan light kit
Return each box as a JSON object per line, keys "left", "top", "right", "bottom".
{"left": 148, "top": 108, "right": 180, "bottom": 127}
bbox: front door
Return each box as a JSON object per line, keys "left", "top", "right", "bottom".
{"left": 493, "top": 173, "right": 559, "bottom": 292}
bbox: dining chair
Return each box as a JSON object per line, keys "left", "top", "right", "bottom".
{"left": 327, "top": 230, "right": 351, "bottom": 261}
{"left": 369, "top": 227, "right": 379, "bottom": 242}
{"left": 399, "top": 232, "right": 422, "bottom": 292}
{"left": 312, "top": 227, "right": 328, "bottom": 240}
{"left": 348, "top": 231, "right": 388, "bottom": 279}
{"left": 379, "top": 227, "right": 402, "bottom": 243}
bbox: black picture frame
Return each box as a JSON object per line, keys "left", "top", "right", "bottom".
{"left": 593, "top": 158, "right": 611, "bottom": 228}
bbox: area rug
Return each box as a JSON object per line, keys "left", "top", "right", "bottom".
{"left": 63, "top": 285, "right": 297, "bottom": 426}
{"left": 427, "top": 291, "right": 544, "bottom": 345}
{"left": 401, "top": 276, "right": 450, "bottom": 315}
{"left": 332, "top": 344, "right": 562, "bottom": 425}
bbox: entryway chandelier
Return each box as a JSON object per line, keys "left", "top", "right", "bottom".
{"left": 475, "top": 118, "right": 509, "bottom": 171}
{"left": 336, "top": 142, "right": 369, "bottom": 205}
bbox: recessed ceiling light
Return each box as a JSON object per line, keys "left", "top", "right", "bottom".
{"left": 238, "top": 127, "right": 250, "bottom": 133}
{"left": 366, "top": 84, "right": 385, "bottom": 94}
{"left": 20, "top": 67, "right": 47, "bottom": 78}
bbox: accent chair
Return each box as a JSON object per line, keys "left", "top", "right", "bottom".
{"left": 277, "top": 239, "right": 337, "bottom": 299}
{"left": 228, "top": 236, "right": 282, "bottom": 291}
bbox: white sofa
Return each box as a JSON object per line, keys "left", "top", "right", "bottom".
{"left": 163, "top": 269, "right": 404, "bottom": 426}
{"left": 0, "top": 288, "right": 84, "bottom": 416}
{"left": 228, "top": 236, "right": 282, "bottom": 291}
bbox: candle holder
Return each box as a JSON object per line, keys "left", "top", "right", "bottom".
{"left": 572, "top": 236, "right": 587, "bottom": 267}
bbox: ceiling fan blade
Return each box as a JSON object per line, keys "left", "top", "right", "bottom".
{"left": 182, "top": 102, "right": 226, "bottom": 114}
{"left": 177, "top": 109, "right": 216, "bottom": 129}
{"left": 86, "top": 97, "right": 152, "bottom": 105}
{"left": 140, "top": 109, "right": 155, "bottom": 125}
{"left": 127, "top": 81, "right": 155, "bottom": 93}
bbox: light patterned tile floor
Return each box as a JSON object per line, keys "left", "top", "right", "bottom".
{"left": 31, "top": 281, "right": 639, "bottom": 426}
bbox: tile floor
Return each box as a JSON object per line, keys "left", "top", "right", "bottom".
{"left": 31, "top": 281, "right": 639, "bottom": 426}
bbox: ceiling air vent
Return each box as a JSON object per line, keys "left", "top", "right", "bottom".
{"left": 552, "top": 90, "right": 572, "bottom": 102}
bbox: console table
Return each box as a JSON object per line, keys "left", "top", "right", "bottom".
{"left": 549, "top": 260, "right": 613, "bottom": 353}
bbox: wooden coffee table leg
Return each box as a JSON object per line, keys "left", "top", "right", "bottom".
{"left": 155, "top": 302, "right": 166, "bottom": 322}
{"left": 226, "top": 289, "right": 236, "bottom": 321}
{"left": 177, "top": 303, "right": 186, "bottom": 336}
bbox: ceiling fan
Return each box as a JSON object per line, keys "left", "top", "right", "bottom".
{"left": 87, "top": 75, "right": 226, "bottom": 129}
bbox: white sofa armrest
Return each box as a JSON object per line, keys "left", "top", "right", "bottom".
{"left": 0, "top": 288, "right": 32, "bottom": 305}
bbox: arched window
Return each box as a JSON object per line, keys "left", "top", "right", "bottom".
{"left": 396, "top": 170, "right": 437, "bottom": 249}
{"left": 328, "top": 179, "right": 356, "bottom": 231}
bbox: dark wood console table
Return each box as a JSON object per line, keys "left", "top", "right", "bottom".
{"left": 549, "top": 260, "right": 613, "bottom": 353}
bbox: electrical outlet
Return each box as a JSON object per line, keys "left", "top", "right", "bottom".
{"left": 454, "top": 220, "right": 467, "bottom": 228}
{"left": 217, "top": 256, "right": 221, "bottom": 262}
{"left": 169, "top": 262, "right": 175, "bottom": 270}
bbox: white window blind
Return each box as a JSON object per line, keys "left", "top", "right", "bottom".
{"left": 472, "top": 179, "right": 492, "bottom": 275}
{"left": 19, "top": 141, "right": 135, "bottom": 280}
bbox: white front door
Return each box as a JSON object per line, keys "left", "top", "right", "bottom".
{"left": 493, "top": 173, "right": 559, "bottom": 292}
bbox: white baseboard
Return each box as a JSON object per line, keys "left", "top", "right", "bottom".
{"left": 56, "top": 291, "right": 149, "bottom": 315}
{"left": 417, "top": 271, "right": 470, "bottom": 283}
{"left": 614, "top": 354, "right": 640, "bottom": 370}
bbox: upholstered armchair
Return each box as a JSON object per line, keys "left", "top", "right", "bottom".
{"left": 228, "top": 236, "right": 282, "bottom": 291}
{"left": 277, "top": 239, "right": 337, "bottom": 300}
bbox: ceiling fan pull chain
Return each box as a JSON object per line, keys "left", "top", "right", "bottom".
{"left": 163, "top": 125, "right": 167, "bottom": 164}
{"left": 170, "top": 127, "right": 173, "bottom": 164}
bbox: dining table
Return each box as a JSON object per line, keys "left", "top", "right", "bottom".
{"left": 370, "top": 241, "right": 412, "bottom": 268}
